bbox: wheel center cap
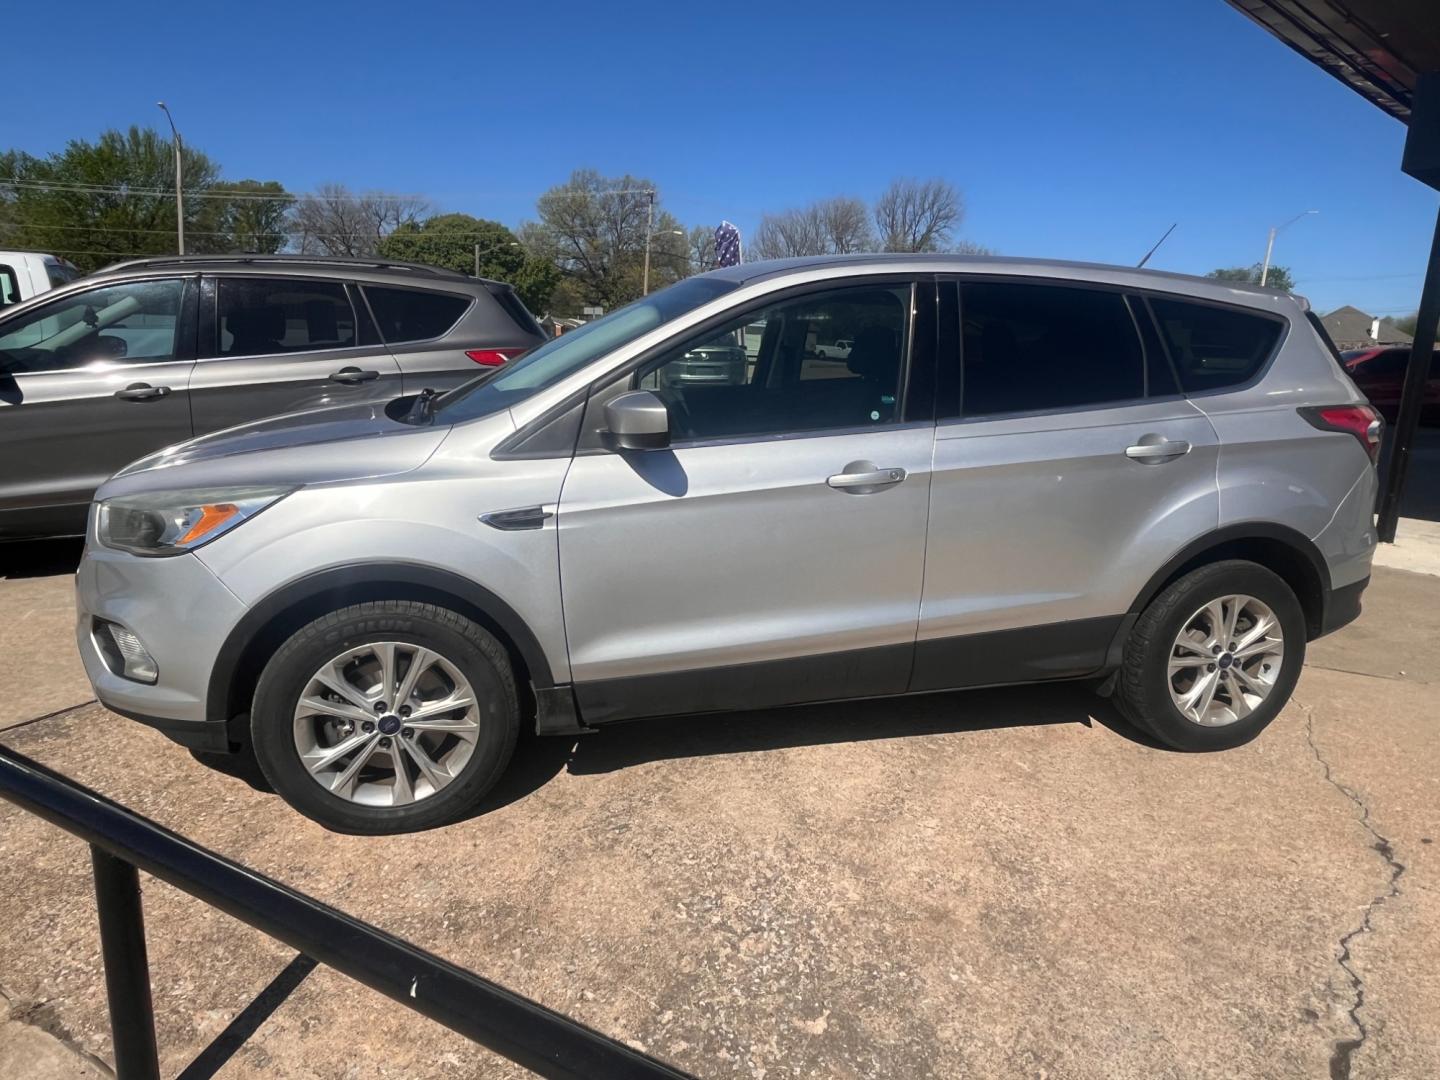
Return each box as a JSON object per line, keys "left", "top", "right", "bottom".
{"left": 1217, "top": 653, "right": 1235, "bottom": 670}
{"left": 377, "top": 714, "right": 402, "bottom": 736}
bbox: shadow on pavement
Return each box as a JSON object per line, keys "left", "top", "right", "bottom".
{"left": 0, "top": 537, "right": 83, "bottom": 580}
{"left": 568, "top": 679, "right": 1156, "bottom": 776}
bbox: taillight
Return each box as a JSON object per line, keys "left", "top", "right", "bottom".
{"left": 465, "top": 347, "right": 526, "bottom": 367}
{"left": 1298, "top": 405, "right": 1383, "bottom": 463}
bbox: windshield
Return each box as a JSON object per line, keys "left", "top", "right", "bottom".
{"left": 433, "top": 276, "right": 739, "bottom": 423}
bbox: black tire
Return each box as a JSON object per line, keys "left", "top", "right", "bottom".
{"left": 1114, "top": 560, "right": 1305, "bottom": 751}
{"left": 250, "top": 600, "right": 519, "bottom": 833}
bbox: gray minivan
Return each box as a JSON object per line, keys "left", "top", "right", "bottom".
{"left": 0, "top": 255, "right": 544, "bottom": 540}
{"left": 75, "top": 255, "right": 1379, "bottom": 833}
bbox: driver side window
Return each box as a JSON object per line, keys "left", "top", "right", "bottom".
{"left": 0, "top": 279, "right": 186, "bottom": 375}
{"left": 637, "top": 283, "right": 912, "bottom": 442}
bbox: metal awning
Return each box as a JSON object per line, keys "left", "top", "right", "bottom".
{"left": 1226, "top": 0, "right": 1440, "bottom": 121}
{"left": 1226, "top": 0, "right": 1440, "bottom": 542}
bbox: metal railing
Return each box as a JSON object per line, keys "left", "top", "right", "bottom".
{"left": 0, "top": 744, "right": 694, "bottom": 1080}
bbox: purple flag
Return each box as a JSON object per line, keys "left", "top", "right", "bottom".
{"left": 715, "top": 221, "right": 742, "bottom": 267}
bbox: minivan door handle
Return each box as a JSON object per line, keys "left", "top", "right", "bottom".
{"left": 827, "top": 461, "right": 907, "bottom": 494}
{"left": 1125, "top": 436, "right": 1192, "bottom": 463}
{"left": 114, "top": 383, "right": 171, "bottom": 402}
{"left": 329, "top": 366, "right": 380, "bottom": 385}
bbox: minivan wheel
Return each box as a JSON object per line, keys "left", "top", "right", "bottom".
{"left": 250, "top": 601, "right": 519, "bottom": 833}
{"left": 1114, "top": 560, "right": 1305, "bottom": 751}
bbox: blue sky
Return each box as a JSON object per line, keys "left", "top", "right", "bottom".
{"left": 6, "top": 0, "right": 1435, "bottom": 316}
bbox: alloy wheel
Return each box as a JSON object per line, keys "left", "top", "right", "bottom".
{"left": 1167, "top": 594, "right": 1285, "bottom": 727}
{"left": 292, "top": 642, "right": 482, "bottom": 806}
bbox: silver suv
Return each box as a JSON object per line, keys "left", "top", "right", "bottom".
{"left": 74, "top": 255, "right": 1380, "bottom": 833}
{"left": 0, "top": 255, "right": 544, "bottom": 540}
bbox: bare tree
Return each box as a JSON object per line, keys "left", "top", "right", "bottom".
{"left": 531, "top": 170, "right": 660, "bottom": 308}
{"left": 292, "top": 183, "right": 430, "bottom": 256}
{"left": 751, "top": 196, "right": 875, "bottom": 259}
{"left": 687, "top": 224, "right": 717, "bottom": 273}
{"left": 874, "top": 177, "right": 962, "bottom": 252}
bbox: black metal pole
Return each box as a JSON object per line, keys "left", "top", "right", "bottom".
{"left": 90, "top": 846, "right": 161, "bottom": 1080}
{"left": 1377, "top": 204, "right": 1440, "bottom": 541}
{"left": 0, "top": 746, "right": 693, "bottom": 1080}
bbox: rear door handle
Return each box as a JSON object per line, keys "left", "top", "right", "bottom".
{"left": 114, "top": 383, "right": 171, "bottom": 402}
{"left": 1125, "top": 438, "right": 1191, "bottom": 463}
{"left": 329, "top": 366, "right": 380, "bottom": 385}
{"left": 827, "top": 461, "right": 907, "bottom": 494}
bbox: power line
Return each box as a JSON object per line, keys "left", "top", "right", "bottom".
{"left": 0, "top": 179, "right": 427, "bottom": 203}
{"left": 0, "top": 220, "right": 525, "bottom": 244}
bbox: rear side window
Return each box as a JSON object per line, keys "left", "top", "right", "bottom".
{"left": 364, "top": 286, "right": 470, "bottom": 343}
{"left": 217, "top": 278, "right": 356, "bottom": 357}
{"left": 960, "top": 283, "right": 1144, "bottom": 415}
{"left": 1150, "top": 298, "right": 1283, "bottom": 393}
{"left": 491, "top": 288, "right": 543, "bottom": 339}
{"left": 0, "top": 265, "right": 18, "bottom": 307}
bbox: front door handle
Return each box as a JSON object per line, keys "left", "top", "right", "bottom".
{"left": 827, "top": 460, "right": 907, "bottom": 494}
{"left": 114, "top": 383, "right": 171, "bottom": 402}
{"left": 329, "top": 366, "right": 380, "bottom": 385}
{"left": 1125, "top": 437, "right": 1191, "bottom": 463}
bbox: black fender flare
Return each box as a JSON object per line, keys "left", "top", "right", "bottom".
{"left": 207, "top": 561, "right": 557, "bottom": 728}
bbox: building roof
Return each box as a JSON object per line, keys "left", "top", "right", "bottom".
{"left": 1321, "top": 304, "right": 1414, "bottom": 345}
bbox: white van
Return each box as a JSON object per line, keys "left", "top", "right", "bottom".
{"left": 0, "top": 251, "right": 83, "bottom": 309}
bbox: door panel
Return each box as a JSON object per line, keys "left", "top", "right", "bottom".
{"left": 915, "top": 400, "right": 1219, "bottom": 690}
{"left": 557, "top": 426, "right": 935, "bottom": 720}
{"left": 0, "top": 276, "right": 196, "bottom": 537}
{"left": 189, "top": 275, "right": 403, "bottom": 435}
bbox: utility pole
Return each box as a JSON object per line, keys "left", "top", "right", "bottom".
{"left": 156, "top": 102, "right": 185, "bottom": 255}
{"left": 475, "top": 243, "right": 480, "bottom": 278}
{"left": 641, "top": 190, "right": 656, "bottom": 296}
{"left": 1259, "top": 209, "right": 1318, "bottom": 286}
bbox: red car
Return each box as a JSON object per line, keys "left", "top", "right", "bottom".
{"left": 1342, "top": 346, "right": 1440, "bottom": 425}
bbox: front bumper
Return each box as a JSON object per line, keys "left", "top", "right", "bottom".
{"left": 76, "top": 540, "right": 249, "bottom": 751}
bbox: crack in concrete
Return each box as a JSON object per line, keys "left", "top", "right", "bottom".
{"left": 0, "top": 982, "right": 115, "bottom": 1078}
{"left": 1300, "top": 705, "right": 1406, "bottom": 1080}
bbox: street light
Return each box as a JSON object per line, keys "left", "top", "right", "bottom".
{"left": 156, "top": 102, "right": 184, "bottom": 255}
{"left": 1259, "top": 209, "right": 1318, "bottom": 286}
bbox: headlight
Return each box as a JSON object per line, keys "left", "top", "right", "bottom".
{"left": 97, "top": 486, "right": 294, "bottom": 556}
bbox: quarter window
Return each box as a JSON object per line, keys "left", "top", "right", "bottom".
{"left": 960, "top": 283, "right": 1145, "bottom": 416}
{"left": 217, "top": 278, "right": 356, "bottom": 357}
{"left": 0, "top": 279, "right": 186, "bottom": 374}
{"left": 0, "top": 265, "right": 18, "bottom": 308}
{"left": 637, "top": 284, "right": 911, "bottom": 441}
{"left": 1149, "top": 298, "right": 1283, "bottom": 393}
{"left": 364, "top": 286, "right": 470, "bottom": 343}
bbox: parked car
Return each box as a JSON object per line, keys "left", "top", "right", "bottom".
{"left": 0, "top": 255, "right": 545, "bottom": 540}
{"left": 654, "top": 341, "right": 749, "bottom": 386}
{"left": 0, "top": 250, "right": 83, "bottom": 308}
{"left": 76, "top": 254, "right": 1379, "bottom": 833}
{"left": 1342, "top": 345, "right": 1440, "bottom": 425}
{"left": 814, "top": 338, "right": 852, "bottom": 359}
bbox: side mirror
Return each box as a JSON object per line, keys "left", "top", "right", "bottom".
{"left": 603, "top": 389, "right": 670, "bottom": 451}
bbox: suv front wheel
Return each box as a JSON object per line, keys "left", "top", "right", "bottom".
{"left": 250, "top": 600, "right": 519, "bottom": 833}
{"left": 1115, "top": 560, "right": 1306, "bottom": 751}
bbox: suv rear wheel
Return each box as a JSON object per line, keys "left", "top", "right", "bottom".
{"left": 1115, "top": 560, "right": 1305, "bottom": 751}
{"left": 250, "top": 600, "right": 519, "bottom": 833}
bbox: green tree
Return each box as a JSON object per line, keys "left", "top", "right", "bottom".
{"left": 378, "top": 213, "right": 559, "bottom": 313}
{"left": 1206, "top": 263, "right": 1296, "bottom": 292}
{"left": 527, "top": 170, "right": 687, "bottom": 312}
{"left": 1392, "top": 312, "right": 1419, "bottom": 337}
{"left": 0, "top": 127, "right": 292, "bottom": 270}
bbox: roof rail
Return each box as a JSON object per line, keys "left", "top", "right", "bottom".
{"left": 99, "top": 253, "right": 472, "bottom": 279}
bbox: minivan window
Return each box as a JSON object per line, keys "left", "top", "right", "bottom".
{"left": 637, "top": 284, "right": 910, "bottom": 440}
{"left": 217, "top": 278, "right": 356, "bottom": 357}
{"left": 434, "top": 276, "right": 738, "bottom": 423}
{"left": 0, "top": 265, "right": 18, "bottom": 307}
{"left": 364, "top": 286, "right": 471, "bottom": 343}
{"left": 0, "top": 279, "right": 186, "bottom": 373}
{"left": 960, "top": 283, "right": 1144, "bottom": 415}
{"left": 1150, "top": 297, "right": 1284, "bottom": 393}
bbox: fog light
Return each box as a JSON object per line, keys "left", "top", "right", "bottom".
{"left": 94, "top": 619, "right": 158, "bottom": 684}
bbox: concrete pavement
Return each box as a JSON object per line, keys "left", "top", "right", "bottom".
{"left": 0, "top": 555, "right": 1436, "bottom": 1078}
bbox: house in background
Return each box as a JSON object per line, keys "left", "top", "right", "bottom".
{"left": 1320, "top": 305, "right": 1415, "bottom": 351}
